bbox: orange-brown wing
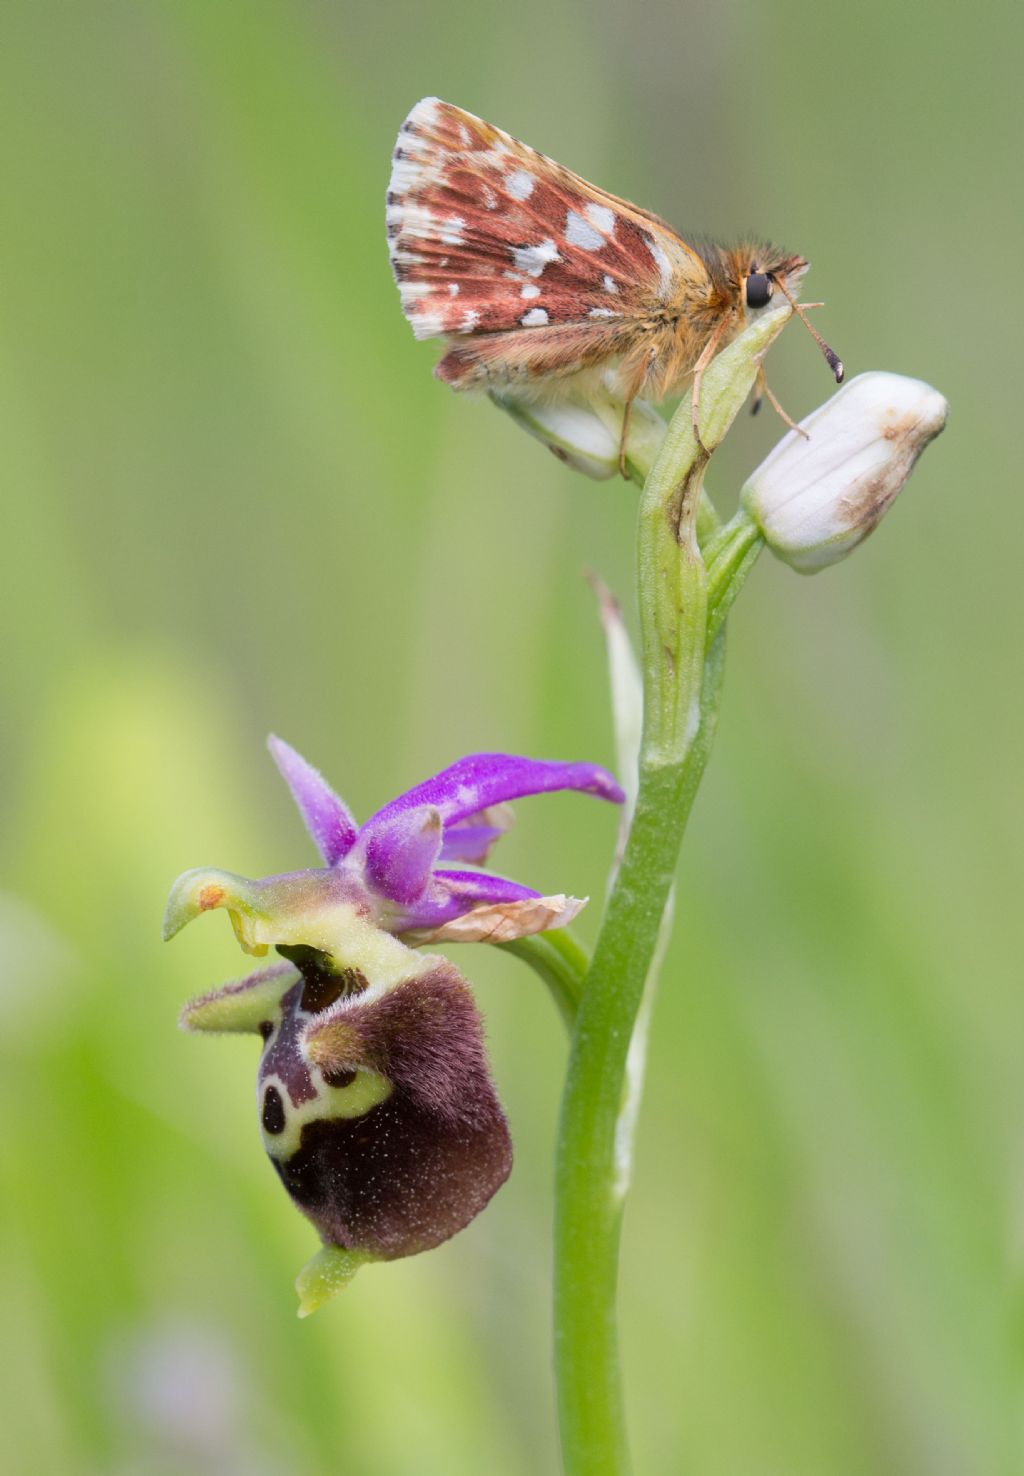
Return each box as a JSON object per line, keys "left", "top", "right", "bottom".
{"left": 386, "top": 98, "right": 708, "bottom": 361}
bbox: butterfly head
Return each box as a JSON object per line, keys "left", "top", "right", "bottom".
{"left": 730, "top": 247, "right": 843, "bottom": 385}
{"left": 729, "top": 248, "right": 807, "bottom": 310}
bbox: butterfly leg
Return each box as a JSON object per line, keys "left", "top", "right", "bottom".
{"left": 689, "top": 317, "right": 730, "bottom": 456}
{"left": 758, "top": 372, "right": 810, "bottom": 440}
{"left": 618, "top": 398, "right": 634, "bottom": 478}
{"left": 751, "top": 365, "right": 766, "bottom": 416}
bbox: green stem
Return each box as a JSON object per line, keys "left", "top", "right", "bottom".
{"left": 498, "top": 929, "right": 590, "bottom": 1031}
{"left": 623, "top": 426, "right": 720, "bottom": 545}
{"left": 552, "top": 304, "right": 792, "bottom": 1476}
{"left": 705, "top": 508, "right": 764, "bottom": 645}
{"left": 551, "top": 643, "right": 725, "bottom": 1476}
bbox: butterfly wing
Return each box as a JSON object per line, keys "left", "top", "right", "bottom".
{"left": 386, "top": 99, "right": 709, "bottom": 391}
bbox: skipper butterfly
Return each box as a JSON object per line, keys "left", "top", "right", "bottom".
{"left": 387, "top": 98, "right": 842, "bottom": 459}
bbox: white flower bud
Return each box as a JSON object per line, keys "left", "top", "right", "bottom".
{"left": 741, "top": 372, "right": 948, "bottom": 573}
{"left": 491, "top": 392, "right": 666, "bottom": 481}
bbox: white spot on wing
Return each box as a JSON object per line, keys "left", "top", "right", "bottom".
{"left": 565, "top": 210, "right": 607, "bottom": 251}
{"left": 399, "top": 281, "right": 430, "bottom": 305}
{"left": 584, "top": 203, "right": 616, "bottom": 237}
{"left": 448, "top": 283, "right": 460, "bottom": 296}
{"left": 505, "top": 168, "right": 535, "bottom": 201}
{"left": 411, "top": 308, "right": 446, "bottom": 339}
{"left": 460, "top": 308, "right": 480, "bottom": 330}
{"left": 644, "top": 233, "right": 674, "bottom": 298}
{"left": 509, "top": 238, "right": 561, "bottom": 276}
{"left": 406, "top": 97, "right": 441, "bottom": 131}
{"left": 520, "top": 283, "right": 541, "bottom": 299}
{"left": 388, "top": 156, "right": 440, "bottom": 198}
{"left": 603, "top": 274, "right": 619, "bottom": 294}
{"left": 521, "top": 307, "right": 549, "bottom": 326}
{"left": 482, "top": 185, "right": 499, "bottom": 209}
{"left": 391, "top": 247, "right": 425, "bottom": 270}
{"left": 396, "top": 204, "right": 439, "bottom": 240}
{"left": 398, "top": 138, "right": 427, "bottom": 163}
{"left": 440, "top": 215, "right": 466, "bottom": 245}
{"left": 588, "top": 307, "right": 619, "bottom": 318}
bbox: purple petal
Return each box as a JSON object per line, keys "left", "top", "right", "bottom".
{"left": 364, "top": 754, "right": 625, "bottom": 837}
{"left": 438, "top": 823, "right": 506, "bottom": 863}
{"left": 268, "top": 736, "right": 358, "bottom": 865}
{"left": 361, "top": 807, "right": 443, "bottom": 905}
{"left": 390, "top": 868, "right": 541, "bottom": 931}
{"left": 438, "top": 804, "right": 514, "bottom": 864}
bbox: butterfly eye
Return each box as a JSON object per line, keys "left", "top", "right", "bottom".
{"left": 745, "top": 272, "right": 773, "bottom": 309}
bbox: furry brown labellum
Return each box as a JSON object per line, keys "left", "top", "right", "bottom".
{"left": 182, "top": 943, "right": 512, "bottom": 1262}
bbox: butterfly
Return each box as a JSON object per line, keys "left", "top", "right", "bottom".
{"left": 386, "top": 98, "right": 843, "bottom": 463}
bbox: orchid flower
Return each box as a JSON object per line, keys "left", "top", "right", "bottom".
{"left": 163, "top": 739, "right": 623, "bottom": 1310}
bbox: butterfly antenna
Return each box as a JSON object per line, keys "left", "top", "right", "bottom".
{"left": 774, "top": 277, "right": 844, "bottom": 383}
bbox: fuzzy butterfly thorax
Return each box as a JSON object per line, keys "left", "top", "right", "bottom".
{"left": 386, "top": 99, "right": 816, "bottom": 411}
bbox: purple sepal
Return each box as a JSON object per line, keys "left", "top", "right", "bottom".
{"left": 268, "top": 735, "right": 358, "bottom": 865}
{"left": 363, "top": 753, "right": 625, "bottom": 836}
{"left": 245, "top": 739, "right": 625, "bottom": 942}
{"left": 389, "top": 868, "right": 540, "bottom": 932}
{"left": 359, "top": 806, "right": 443, "bottom": 905}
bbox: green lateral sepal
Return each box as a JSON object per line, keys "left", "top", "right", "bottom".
{"left": 179, "top": 962, "right": 298, "bottom": 1035}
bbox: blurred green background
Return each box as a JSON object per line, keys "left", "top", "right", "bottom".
{"left": 1, "top": 2, "right": 1019, "bottom": 1472}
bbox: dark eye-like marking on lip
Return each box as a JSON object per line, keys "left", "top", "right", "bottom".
{"left": 745, "top": 272, "right": 773, "bottom": 309}
{"left": 322, "top": 1066, "right": 358, "bottom": 1090}
{"left": 262, "top": 1084, "right": 287, "bottom": 1135}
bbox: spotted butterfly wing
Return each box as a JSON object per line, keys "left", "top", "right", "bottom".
{"left": 386, "top": 98, "right": 712, "bottom": 399}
